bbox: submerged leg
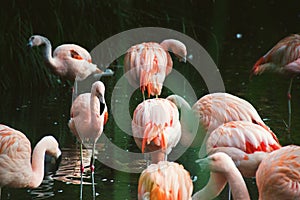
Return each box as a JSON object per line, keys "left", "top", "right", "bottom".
{"left": 80, "top": 143, "right": 84, "bottom": 200}
{"left": 91, "top": 142, "right": 96, "bottom": 200}
{"left": 287, "top": 77, "right": 293, "bottom": 133}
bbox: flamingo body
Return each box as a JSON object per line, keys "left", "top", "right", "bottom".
{"left": 252, "top": 34, "right": 300, "bottom": 75}
{"left": 0, "top": 124, "right": 61, "bottom": 188}
{"left": 69, "top": 81, "right": 108, "bottom": 143}
{"left": 28, "top": 35, "right": 102, "bottom": 81}
{"left": 132, "top": 98, "right": 181, "bottom": 163}
{"left": 256, "top": 145, "right": 300, "bottom": 200}
{"left": 167, "top": 93, "right": 277, "bottom": 147}
{"left": 138, "top": 161, "right": 193, "bottom": 200}
{"left": 124, "top": 39, "right": 187, "bottom": 97}
{"left": 206, "top": 121, "right": 281, "bottom": 177}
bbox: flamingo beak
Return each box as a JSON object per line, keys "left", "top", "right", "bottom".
{"left": 195, "top": 156, "right": 210, "bottom": 172}
{"left": 180, "top": 56, "right": 187, "bottom": 63}
{"left": 27, "top": 41, "right": 33, "bottom": 48}
{"left": 249, "top": 66, "right": 258, "bottom": 80}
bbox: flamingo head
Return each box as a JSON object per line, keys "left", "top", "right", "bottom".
{"left": 92, "top": 81, "right": 106, "bottom": 115}
{"left": 195, "top": 152, "right": 235, "bottom": 173}
{"left": 27, "top": 35, "right": 49, "bottom": 47}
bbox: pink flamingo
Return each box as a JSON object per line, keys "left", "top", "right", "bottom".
{"left": 206, "top": 120, "right": 281, "bottom": 178}
{"left": 256, "top": 145, "right": 300, "bottom": 199}
{"left": 192, "top": 152, "right": 250, "bottom": 200}
{"left": 124, "top": 39, "right": 187, "bottom": 99}
{"left": 251, "top": 34, "right": 300, "bottom": 131}
{"left": 28, "top": 35, "right": 103, "bottom": 82}
{"left": 167, "top": 93, "right": 277, "bottom": 149}
{"left": 138, "top": 161, "right": 193, "bottom": 200}
{"left": 132, "top": 98, "right": 181, "bottom": 164}
{"left": 68, "top": 81, "right": 108, "bottom": 199}
{"left": 0, "top": 124, "right": 61, "bottom": 195}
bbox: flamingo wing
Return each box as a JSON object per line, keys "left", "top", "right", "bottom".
{"left": 195, "top": 93, "right": 274, "bottom": 135}
{"left": 54, "top": 44, "right": 93, "bottom": 63}
{"left": 206, "top": 121, "right": 281, "bottom": 154}
{"left": 206, "top": 121, "right": 281, "bottom": 177}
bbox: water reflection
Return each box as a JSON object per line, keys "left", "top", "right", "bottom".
{"left": 54, "top": 146, "right": 92, "bottom": 185}
{"left": 29, "top": 178, "right": 55, "bottom": 200}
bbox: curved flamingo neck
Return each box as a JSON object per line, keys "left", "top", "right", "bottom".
{"left": 192, "top": 172, "right": 227, "bottom": 200}
{"left": 29, "top": 137, "right": 49, "bottom": 188}
{"left": 225, "top": 167, "right": 250, "bottom": 200}
{"left": 160, "top": 39, "right": 186, "bottom": 60}
{"left": 90, "top": 93, "right": 102, "bottom": 136}
{"left": 40, "top": 37, "right": 57, "bottom": 70}
{"left": 168, "top": 95, "right": 191, "bottom": 111}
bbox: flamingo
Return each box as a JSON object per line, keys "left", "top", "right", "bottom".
{"left": 206, "top": 120, "right": 281, "bottom": 178}
{"left": 256, "top": 145, "right": 300, "bottom": 199}
{"left": 138, "top": 161, "right": 193, "bottom": 200}
{"left": 251, "top": 34, "right": 300, "bottom": 132}
{"left": 132, "top": 98, "right": 181, "bottom": 164}
{"left": 68, "top": 81, "right": 108, "bottom": 199}
{"left": 192, "top": 152, "right": 250, "bottom": 200}
{"left": 27, "top": 35, "right": 103, "bottom": 82}
{"left": 166, "top": 93, "right": 277, "bottom": 150}
{"left": 0, "top": 124, "right": 61, "bottom": 196}
{"left": 124, "top": 39, "right": 187, "bottom": 99}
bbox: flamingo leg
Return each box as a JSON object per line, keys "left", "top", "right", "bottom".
{"left": 228, "top": 186, "right": 231, "bottom": 200}
{"left": 73, "top": 80, "right": 78, "bottom": 102}
{"left": 287, "top": 77, "right": 293, "bottom": 133}
{"left": 142, "top": 92, "right": 145, "bottom": 101}
{"left": 90, "top": 142, "right": 96, "bottom": 200}
{"left": 80, "top": 143, "right": 84, "bottom": 200}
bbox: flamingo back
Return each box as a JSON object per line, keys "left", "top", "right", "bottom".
{"left": 138, "top": 161, "right": 193, "bottom": 200}
{"left": 206, "top": 121, "right": 281, "bottom": 154}
{"left": 132, "top": 98, "right": 181, "bottom": 154}
{"left": 54, "top": 44, "right": 93, "bottom": 63}
{"left": 0, "top": 125, "right": 32, "bottom": 188}
{"left": 194, "top": 93, "right": 277, "bottom": 139}
{"left": 53, "top": 44, "right": 99, "bottom": 80}
{"left": 256, "top": 145, "right": 300, "bottom": 200}
{"left": 124, "top": 42, "right": 173, "bottom": 97}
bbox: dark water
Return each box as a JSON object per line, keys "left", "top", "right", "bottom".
{"left": 2, "top": 0, "right": 300, "bottom": 200}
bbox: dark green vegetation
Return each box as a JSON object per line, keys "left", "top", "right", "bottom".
{"left": 1, "top": 0, "right": 299, "bottom": 90}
